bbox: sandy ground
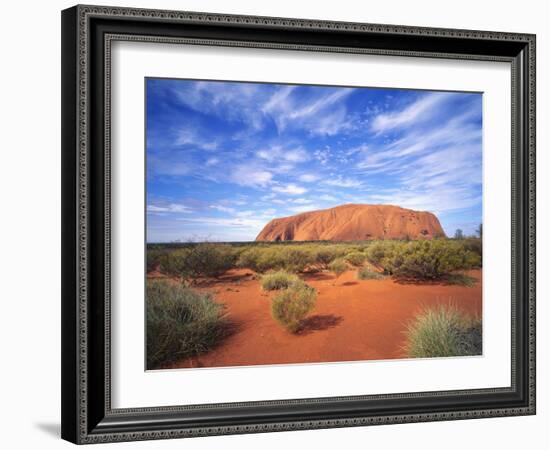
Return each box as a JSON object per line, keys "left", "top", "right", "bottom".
{"left": 156, "top": 267, "right": 482, "bottom": 369}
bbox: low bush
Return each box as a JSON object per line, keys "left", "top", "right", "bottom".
{"left": 146, "top": 280, "right": 231, "bottom": 369}
{"left": 357, "top": 267, "right": 385, "bottom": 280}
{"left": 383, "top": 240, "right": 481, "bottom": 279}
{"left": 281, "top": 247, "right": 315, "bottom": 273}
{"left": 146, "top": 248, "right": 166, "bottom": 273}
{"left": 159, "top": 243, "right": 237, "bottom": 279}
{"left": 312, "top": 248, "right": 339, "bottom": 268}
{"left": 365, "top": 241, "right": 400, "bottom": 266}
{"left": 345, "top": 251, "right": 366, "bottom": 266}
{"left": 237, "top": 246, "right": 314, "bottom": 273}
{"left": 271, "top": 282, "right": 317, "bottom": 333}
{"left": 405, "top": 305, "right": 482, "bottom": 358}
{"left": 460, "top": 238, "right": 482, "bottom": 263}
{"left": 328, "top": 258, "right": 347, "bottom": 280}
{"left": 159, "top": 249, "right": 189, "bottom": 277}
{"left": 260, "top": 271, "right": 300, "bottom": 291}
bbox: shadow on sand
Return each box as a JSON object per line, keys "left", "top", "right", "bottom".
{"left": 297, "top": 314, "right": 343, "bottom": 335}
{"left": 302, "top": 272, "right": 334, "bottom": 282}
{"left": 194, "top": 272, "right": 256, "bottom": 288}
{"left": 393, "top": 273, "right": 477, "bottom": 287}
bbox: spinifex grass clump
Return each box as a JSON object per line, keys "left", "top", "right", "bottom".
{"left": 260, "top": 270, "right": 300, "bottom": 291}
{"left": 271, "top": 282, "right": 317, "bottom": 333}
{"left": 357, "top": 267, "right": 385, "bottom": 280}
{"left": 405, "top": 305, "right": 482, "bottom": 358}
{"left": 146, "top": 280, "right": 231, "bottom": 369}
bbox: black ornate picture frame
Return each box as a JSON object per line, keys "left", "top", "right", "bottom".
{"left": 61, "top": 4, "right": 536, "bottom": 444}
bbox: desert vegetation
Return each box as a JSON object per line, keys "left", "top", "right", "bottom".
{"left": 326, "top": 258, "right": 347, "bottom": 286}
{"left": 146, "top": 280, "right": 233, "bottom": 369}
{"left": 405, "top": 305, "right": 482, "bottom": 358}
{"left": 271, "top": 281, "right": 318, "bottom": 333}
{"left": 149, "top": 238, "right": 481, "bottom": 282}
{"left": 260, "top": 270, "right": 300, "bottom": 291}
{"left": 357, "top": 267, "right": 385, "bottom": 280}
{"left": 146, "top": 237, "right": 482, "bottom": 367}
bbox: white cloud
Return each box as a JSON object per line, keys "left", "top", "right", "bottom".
{"left": 284, "top": 148, "right": 310, "bottom": 163}
{"left": 357, "top": 109, "right": 482, "bottom": 174}
{"left": 298, "top": 173, "right": 320, "bottom": 183}
{"left": 210, "top": 205, "right": 236, "bottom": 213}
{"left": 231, "top": 164, "right": 273, "bottom": 187}
{"left": 175, "top": 129, "right": 218, "bottom": 150}
{"left": 287, "top": 204, "right": 323, "bottom": 214}
{"left": 256, "top": 146, "right": 309, "bottom": 163}
{"left": 371, "top": 92, "right": 452, "bottom": 133}
{"left": 262, "top": 208, "right": 277, "bottom": 216}
{"left": 262, "top": 86, "right": 296, "bottom": 113}
{"left": 323, "top": 176, "right": 363, "bottom": 188}
{"left": 147, "top": 203, "right": 191, "bottom": 214}
{"left": 272, "top": 184, "right": 308, "bottom": 195}
{"left": 263, "top": 87, "right": 355, "bottom": 134}
{"left": 235, "top": 210, "right": 255, "bottom": 217}
{"left": 319, "top": 194, "right": 338, "bottom": 202}
{"left": 289, "top": 90, "right": 352, "bottom": 121}
{"left": 292, "top": 198, "right": 313, "bottom": 204}
{"left": 178, "top": 216, "right": 265, "bottom": 230}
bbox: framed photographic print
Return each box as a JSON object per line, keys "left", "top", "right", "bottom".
{"left": 61, "top": 4, "right": 536, "bottom": 444}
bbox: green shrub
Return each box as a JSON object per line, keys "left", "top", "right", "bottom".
{"left": 184, "top": 243, "right": 237, "bottom": 277}
{"left": 460, "top": 238, "right": 482, "bottom": 263}
{"left": 146, "top": 248, "right": 166, "bottom": 273}
{"left": 237, "top": 246, "right": 314, "bottom": 273}
{"left": 405, "top": 305, "right": 482, "bottom": 358}
{"left": 357, "top": 267, "right": 385, "bottom": 280}
{"left": 159, "top": 249, "right": 190, "bottom": 277}
{"left": 345, "top": 251, "right": 366, "bottom": 266}
{"left": 280, "top": 248, "right": 315, "bottom": 273}
{"left": 365, "top": 241, "right": 400, "bottom": 266}
{"left": 159, "top": 244, "right": 237, "bottom": 279}
{"left": 313, "top": 248, "right": 338, "bottom": 267}
{"left": 260, "top": 271, "right": 300, "bottom": 291}
{"left": 146, "top": 280, "right": 231, "bottom": 368}
{"left": 383, "top": 240, "right": 481, "bottom": 279}
{"left": 328, "top": 258, "right": 347, "bottom": 279}
{"left": 271, "top": 283, "right": 317, "bottom": 333}
{"left": 236, "top": 247, "right": 263, "bottom": 272}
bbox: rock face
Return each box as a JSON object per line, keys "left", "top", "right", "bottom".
{"left": 255, "top": 204, "right": 446, "bottom": 242}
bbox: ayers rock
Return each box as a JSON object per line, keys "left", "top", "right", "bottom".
{"left": 255, "top": 204, "right": 446, "bottom": 242}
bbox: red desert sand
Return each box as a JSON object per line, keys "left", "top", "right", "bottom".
{"left": 159, "top": 268, "right": 482, "bottom": 369}
{"left": 256, "top": 204, "right": 446, "bottom": 242}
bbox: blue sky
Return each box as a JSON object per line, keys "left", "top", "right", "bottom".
{"left": 146, "top": 78, "right": 482, "bottom": 242}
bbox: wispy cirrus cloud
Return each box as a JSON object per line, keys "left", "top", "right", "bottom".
{"left": 146, "top": 79, "right": 482, "bottom": 241}
{"left": 371, "top": 92, "right": 453, "bottom": 133}
{"left": 263, "top": 86, "right": 355, "bottom": 135}
{"left": 323, "top": 176, "right": 364, "bottom": 188}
